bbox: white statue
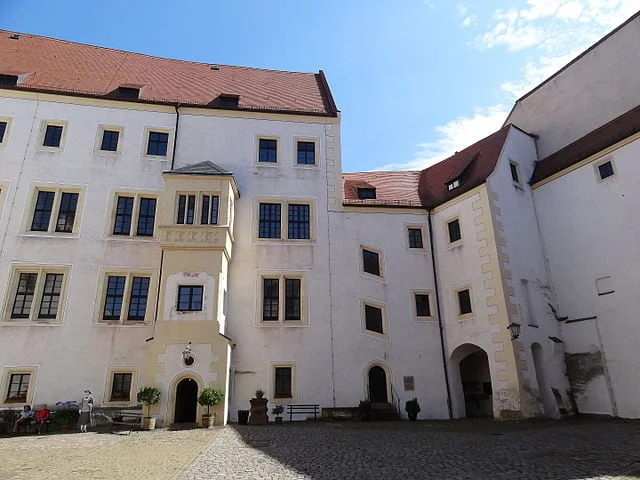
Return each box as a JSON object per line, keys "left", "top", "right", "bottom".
{"left": 79, "top": 389, "right": 94, "bottom": 433}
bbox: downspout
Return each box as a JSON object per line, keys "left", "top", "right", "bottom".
{"left": 170, "top": 103, "right": 181, "bottom": 170}
{"left": 428, "top": 210, "right": 453, "bottom": 419}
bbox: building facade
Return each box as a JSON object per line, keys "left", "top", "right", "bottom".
{"left": 1, "top": 15, "right": 639, "bottom": 425}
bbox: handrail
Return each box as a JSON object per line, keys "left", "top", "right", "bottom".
{"left": 390, "top": 384, "right": 401, "bottom": 416}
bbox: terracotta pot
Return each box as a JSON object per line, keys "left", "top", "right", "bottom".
{"left": 408, "top": 413, "right": 418, "bottom": 421}
{"left": 202, "top": 414, "right": 215, "bottom": 428}
{"left": 141, "top": 417, "right": 156, "bottom": 430}
{"left": 274, "top": 416, "right": 283, "bottom": 424}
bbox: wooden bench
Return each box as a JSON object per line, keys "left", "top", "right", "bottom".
{"left": 109, "top": 410, "right": 143, "bottom": 435}
{"left": 287, "top": 404, "right": 320, "bottom": 422}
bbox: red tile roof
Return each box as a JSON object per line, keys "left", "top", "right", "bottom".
{"left": 418, "top": 125, "right": 511, "bottom": 209}
{"left": 343, "top": 126, "right": 514, "bottom": 210}
{"left": 343, "top": 171, "right": 422, "bottom": 207}
{"left": 532, "top": 104, "right": 640, "bottom": 184}
{"left": 0, "top": 30, "right": 338, "bottom": 116}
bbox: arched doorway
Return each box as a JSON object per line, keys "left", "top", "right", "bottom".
{"left": 450, "top": 344, "right": 493, "bottom": 418}
{"left": 531, "top": 343, "right": 558, "bottom": 417}
{"left": 174, "top": 378, "right": 198, "bottom": 424}
{"left": 368, "top": 365, "right": 388, "bottom": 403}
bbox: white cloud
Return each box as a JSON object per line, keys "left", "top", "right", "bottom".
{"left": 462, "top": 15, "right": 477, "bottom": 27}
{"left": 375, "top": 105, "right": 509, "bottom": 171}
{"left": 457, "top": 3, "right": 477, "bottom": 27}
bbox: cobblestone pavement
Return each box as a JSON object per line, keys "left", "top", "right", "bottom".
{"left": 0, "top": 427, "right": 218, "bottom": 480}
{"left": 179, "top": 419, "right": 640, "bottom": 480}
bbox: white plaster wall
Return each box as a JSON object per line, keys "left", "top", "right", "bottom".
{"left": 487, "top": 127, "right": 569, "bottom": 417}
{"left": 329, "top": 210, "right": 449, "bottom": 419}
{"left": 506, "top": 14, "right": 640, "bottom": 158}
{"left": 534, "top": 136, "right": 640, "bottom": 417}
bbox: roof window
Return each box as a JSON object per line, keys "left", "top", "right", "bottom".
{"left": 357, "top": 188, "right": 376, "bottom": 199}
{"left": 218, "top": 94, "right": 239, "bottom": 108}
{"left": 446, "top": 178, "right": 460, "bottom": 191}
{"left": 116, "top": 86, "right": 141, "bottom": 99}
{"left": 0, "top": 74, "right": 19, "bottom": 87}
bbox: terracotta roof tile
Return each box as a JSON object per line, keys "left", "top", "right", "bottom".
{"left": 418, "top": 125, "right": 511, "bottom": 209}
{"left": 0, "top": 30, "right": 337, "bottom": 116}
{"left": 532, "top": 104, "right": 640, "bottom": 184}
{"left": 343, "top": 171, "right": 422, "bottom": 207}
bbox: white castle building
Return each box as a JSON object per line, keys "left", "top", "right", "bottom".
{"left": 1, "top": 11, "right": 639, "bottom": 425}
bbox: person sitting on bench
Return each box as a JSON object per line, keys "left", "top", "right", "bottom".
{"left": 13, "top": 405, "right": 35, "bottom": 433}
{"left": 35, "top": 404, "right": 51, "bottom": 429}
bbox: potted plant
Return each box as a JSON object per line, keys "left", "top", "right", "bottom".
{"left": 198, "top": 387, "right": 224, "bottom": 428}
{"left": 255, "top": 389, "right": 264, "bottom": 399}
{"left": 358, "top": 400, "right": 372, "bottom": 421}
{"left": 137, "top": 386, "right": 161, "bottom": 430}
{"left": 272, "top": 404, "right": 284, "bottom": 424}
{"left": 405, "top": 398, "right": 421, "bottom": 421}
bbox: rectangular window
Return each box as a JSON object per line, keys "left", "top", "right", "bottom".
{"left": 510, "top": 162, "right": 520, "bottom": 184}
{"left": 0, "top": 121, "right": 6, "bottom": 143}
{"left": 147, "top": 131, "right": 169, "bottom": 156}
{"left": 113, "top": 196, "right": 134, "bottom": 235}
{"left": 177, "top": 194, "right": 196, "bottom": 225}
{"left": 598, "top": 161, "right": 614, "bottom": 180}
{"left": 110, "top": 373, "right": 132, "bottom": 401}
{"left": 100, "top": 130, "right": 120, "bottom": 152}
{"left": 262, "top": 278, "right": 279, "bottom": 321}
{"left": 55, "top": 192, "right": 79, "bottom": 233}
{"left": 297, "top": 141, "right": 315, "bottom": 165}
{"left": 103, "top": 276, "right": 126, "bottom": 320}
{"left": 357, "top": 188, "right": 376, "bottom": 199}
{"left": 137, "top": 198, "right": 156, "bottom": 236}
{"left": 31, "top": 191, "right": 55, "bottom": 232}
{"left": 7, "top": 268, "right": 68, "bottom": 322}
{"left": 43, "top": 125, "right": 63, "bottom": 147}
{"left": 447, "top": 219, "right": 462, "bottom": 243}
{"left": 457, "top": 289, "right": 472, "bottom": 316}
{"left": 274, "top": 367, "right": 292, "bottom": 398}
{"left": 37, "top": 273, "right": 63, "bottom": 319}
{"left": 177, "top": 286, "right": 203, "bottom": 312}
{"left": 284, "top": 278, "right": 301, "bottom": 321}
{"left": 365, "top": 304, "right": 384, "bottom": 334}
{"left": 362, "top": 249, "right": 381, "bottom": 276}
{"left": 288, "top": 204, "right": 310, "bottom": 239}
{"left": 258, "top": 139, "right": 277, "bottom": 163}
{"left": 415, "top": 294, "right": 431, "bottom": 317}
{"left": 6, "top": 373, "right": 30, "bottom": 403}
{"left": 408, "top": 228, "right": 424, "bottom": 249}
{"left": 200, "top": 195, "right": 219, "bottom": 225}
{"left": 127, "top": 277, "right": 150, "bottom": 321}
{"left": 258, "top": 203, "right": 281, "bottom": 238}
{"left": 11, "top": 273, "right": 37, "bottom": 319}
{"left": 447, "top": 179, "right": 460, "bottom": 191}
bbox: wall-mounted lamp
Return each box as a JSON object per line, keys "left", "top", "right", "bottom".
{"left": 507, "top": 322, "right": 521, "bottom": 340}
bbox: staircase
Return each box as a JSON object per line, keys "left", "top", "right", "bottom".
{"left": 370, "top": 403, "right": 400, "bottom": 421}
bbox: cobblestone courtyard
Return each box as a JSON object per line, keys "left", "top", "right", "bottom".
{"left": 1, "top": 419, "right": 639, "bottom": 479}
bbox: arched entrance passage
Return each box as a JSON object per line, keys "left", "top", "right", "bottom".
{"left": 368, "top": 365, "right": 388, "bottom": 403}
{"left": 450, "top": 344, "right": 493, "bottom": 418}
{"left": 174, "top": 378, "right": 198, "bottom": 424}
{"left": 531, "top": 343, "right": 558, "bottom": 417}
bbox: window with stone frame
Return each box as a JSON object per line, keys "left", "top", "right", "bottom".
{"left": 110, "top": 373, "right": 133, "bottom": 401}
{"left": 7, "top": 268, "right": 67, "bottom": 322}
{"left": 5, "top": 373, "right": 30, "bottom": 403}
{"left": 274, "top": 366, "right": 292, "bottom": 398}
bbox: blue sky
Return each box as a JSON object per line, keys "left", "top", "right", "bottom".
{"left": 1, "top": 0, "right": 637, "bottom": 172}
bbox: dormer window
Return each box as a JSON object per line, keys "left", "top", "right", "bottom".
{"left": 0, "top": 74, "right": 18, "bottom": 87}
{"left": 117, "top": 87, "right": 140, "bottom": 99}
{"left": 218, "top": 94, "right": 239, "bottom": 108}
{"left": 357, "top": 188, "right": 376, "bottom": 199}
{"left": 446, "top": 179, "right": 460, "bottom": 191}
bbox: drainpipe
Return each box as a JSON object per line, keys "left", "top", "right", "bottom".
{"left": 171, "top": 104, "right": 181, "bottom": 170}
{"left": 428, "top": 210, "right": 453, "bottom": 419}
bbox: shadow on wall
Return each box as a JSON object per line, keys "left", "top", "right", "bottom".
{"left": 219, "top": 418, "right": 639, "bottom": 479}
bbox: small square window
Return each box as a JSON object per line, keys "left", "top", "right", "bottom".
{"left": 147, "top": 131, "right": 169, "bottom": 156}
{"left": 259, "top": 139, "right": 278, "bottom": 163}
{"left": 415, "top": 294, "right": 431, "bottom": 317}
{"left": 510, "top": 162, "right": 520, "bottom": 184}
{"left": 297, "top": 141, "right": 315, "bottom": 165}
{"left": 365, "top": 304, "right": 384, "bottom": 334}
{"left": 408, "top": 228, "right": 424, "bottom": 249}
{"left": 447, "top": 219, "right": 462, "bottom": 244}
{"left": 457, "top": 289, "right": 472, "bottom": 316}
{"left": 110, "top": 373, "right": 132, "bottom": 401}
{"left": 0, "top": 121, "right": 7, "bottom": 143}
{"left": 598, "top": 161, "right": 614, "bottom": 180}
{"left": 357, "top": 188, "right": 376, "bottom": 199}
{"left": 101, "top": 130, "right": 120, "bottom": 152}
{"left": 362, "top": 249, "right": 381, "bottom": 276}
{"left": 274, "top": 366, "right": 292, "bottom": 398}
{"left": 177, "top": 286, "right": 204, "bottom": 312}
{"left": 43, "top": 125, "right": 63, "bottom": 147}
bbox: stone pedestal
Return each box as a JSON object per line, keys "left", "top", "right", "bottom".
{"left": 248, "top": 397, "right": 269, "bottom": 425}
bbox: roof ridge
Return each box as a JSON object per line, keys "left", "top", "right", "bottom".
{"left": 0, "top": 29, "right": 319, "bottom": 76}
